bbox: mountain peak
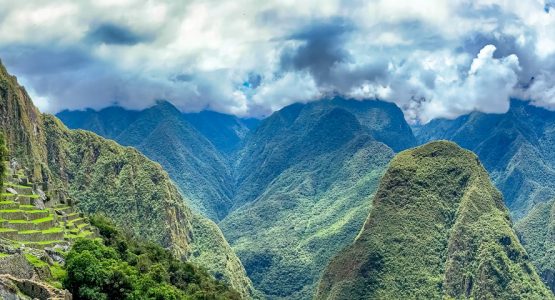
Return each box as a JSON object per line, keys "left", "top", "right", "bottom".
{"left": 316, "top": 141, "right": 550, "bottom": 299}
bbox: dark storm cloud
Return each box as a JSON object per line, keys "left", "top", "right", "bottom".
{"left": 0, "top": 45, "right": 93, "bottom": 75}
{"left": 280, "top": 18, "right": 354, "bottom": 85}
{"left": 86, "top": 23, "right": 148, "bottom": 45}
{"left": 546, "top": 0, "right": 555, "bottom": 12}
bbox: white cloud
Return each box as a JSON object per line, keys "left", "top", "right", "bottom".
{"left": 0, "top": 0, "right": 553, "bottom": 122}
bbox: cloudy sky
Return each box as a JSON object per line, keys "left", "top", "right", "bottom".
{"left": 1, "top": 0, "right": 554, "bottom": 123}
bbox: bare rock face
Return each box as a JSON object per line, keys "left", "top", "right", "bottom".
{"left": 0, "top": 255, "right": 34, "bottom": 279}
{"left": 0, "top": 275, "right": 72, "bottom": 300}
{"left": 0, "top": 277, "right": 29, "bottom": 300}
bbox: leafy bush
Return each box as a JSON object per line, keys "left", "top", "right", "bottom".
{"left": 64, "top": 215, "right": 240, "bottom": 300}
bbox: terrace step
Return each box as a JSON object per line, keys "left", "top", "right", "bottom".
{"left": 0, "top": 210, "right": 50, "bottom": 221}
{"left": 65, "top": 212, "right": 80, "bottom": 222}
{"left": 15, "top": 229, "right": 64, "bottom": 242}
{"left": 54, "top": 206, "right": 73, "bottom": 215}
{"left": 1, "top": 216, "right": 56, "bottom": 231}
{"left": 0, "top": 201, "right": 18, "bottom": 209}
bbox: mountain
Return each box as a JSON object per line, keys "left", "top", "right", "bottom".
{"left": 0, "top": 60, "right": 256, "bottom": 298}
{"left": 57, "top": 102, "right": 259, "bottom": 221}
{"left": 219, "top": 98, "right": 415, "bottom": 299}
{"left": 316, "top": 141, "right": 552, "bottom": 299}
{"left": 57, "top": 102, "right": 258, "bottom": 221}
{"left": 183, "top": 110, "right": 260, "bottom": 156}
{"left": 515, "top": 199, "right": 555, "bottom": 293}
{"left": 415, "top": 100, "right": 555, "bottom": 219}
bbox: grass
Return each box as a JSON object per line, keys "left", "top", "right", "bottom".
{"left": 24, "top": 253, "right": 48, "bottom": 268}
{"left": 43, "top": 227, "right": 63, "bottom": 234}
{"left": 49, "top": 263, "right": 66, "bottom": 288}
{"left": 65, "top": 230, "right": 93, "bottom": 239}
{"left": 5, "top": 182, "right": 31, "bottom": 189}
{"left": 0, "top": 209, "right": 48, "bottom": 213}
{"left": 0, "top": 228, "right": 16, "bottom": 232}
{"left": 0, "top": 253, "right": 11, "bottom": 258}
{"left": 24, "top": 240, "right": 66, "bottom": 246}
{"left": 19, "top": 227, "right": 62, "bottom": 235}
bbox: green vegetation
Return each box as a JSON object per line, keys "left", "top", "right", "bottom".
{"left": 515, "top": 199, "right": 555, "bottom": 292}
{"left": 415, "top": 100, "right": 555, "bottom": 219}
{"left": 0, "top": 60, "right": 255, "bottom": 298}
{"left": 316, "top": 141, "right": 552, "bottom": 299}
{"left": 219, "top": 99, "right": 413, "bottom": 299}
{"left": 24, "top": 253, "right": 48, "bottom": 268}
{"left": 64, "top": 215, "right": 240, "bottom": 300}
{"left": 58, "top": 101, "right": 239, "bottom": 222}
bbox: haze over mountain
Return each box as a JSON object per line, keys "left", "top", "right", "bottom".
{"left": 317, "top": 141, "right": 552, "bottom": 299}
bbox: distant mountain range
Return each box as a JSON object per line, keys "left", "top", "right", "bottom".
{"left": 57, "top": 97, "right": 555, "bottom": 298}
{"left": 58, "top": 98, "right": 416, "bottom": 299}
{"left": 58, "top": 101, "right": 259, "bottom": 221}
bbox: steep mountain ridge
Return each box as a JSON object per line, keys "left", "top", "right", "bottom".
{"left": 515, "top": 199, "right": 555, "bottom": 293}
{"left": 415, "top": 100, "right": 555, "bottom": 219}
{"left": 0, "top": 61, "right": 256, "bottom": 298}
{"left": 232, "top": 98, "right": 415, "bottom": 210}
{"left": 57, "top": 101, "right": 257, "bottom": 221}
{"left": 316, "top": 141, "right": 552, "bottom": 299}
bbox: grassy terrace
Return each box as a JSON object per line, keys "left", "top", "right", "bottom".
{"left": 4, "top": 182, "right": 31, "bottom": 189}
{"left": 0, "top": 209, "right": 48, "bottom": 213}
{"left": 1, "top": 173, "right": 93, "bottom": 251}
{"left": 7, "top": 215, "right": 54, "bottom": 224}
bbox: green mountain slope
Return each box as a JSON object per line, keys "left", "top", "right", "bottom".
{"left": 0, "top": 60, "right": 256, "bottom": 298}
{"left": 515, "top": 199, "right": 555, "bottom": 292}
{"left": 220, "top": 99, "right": 414, "bottom": 299}
{"left": 232, "top": 98, "right": 415, "bottom": 210}
{"left": 57, "top": 102, "right": 258, "bottom": 221}
{"left": 183, "top": 110, "right": 259, "bottom": 156}
{"left": 114, "top": 101, "right": 235, "bottom": 221}
{"left": 316, "top": 141, "right": 551, "bottom": 299}
{"left": 415, "top": 100, "right": 555, "bottom": 219}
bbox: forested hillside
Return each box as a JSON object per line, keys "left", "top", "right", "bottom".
{"left": 0, "top": 60, "right": 256, "bottom": 298}
{"left": 316, "top": 141, "right": 552, "bottom": 299}
{"left": 415, "top": 100, "right": 555, "bottom": 219}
